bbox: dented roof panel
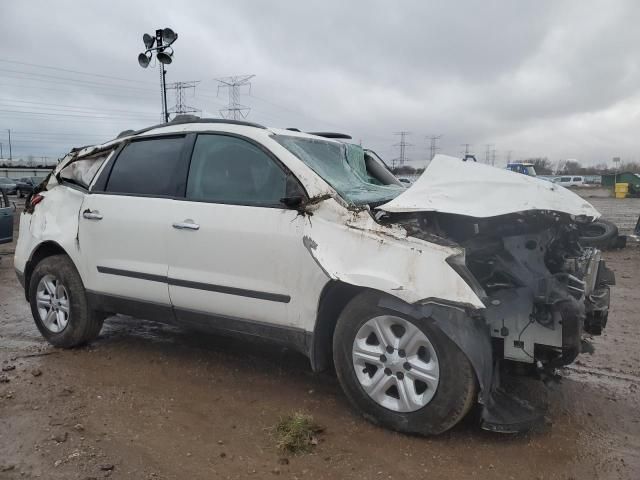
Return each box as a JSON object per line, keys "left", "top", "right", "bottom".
{"left": 379, "top": 154, "right": 601, "bottom": 219}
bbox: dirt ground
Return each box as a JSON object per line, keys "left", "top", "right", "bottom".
{"left": 1, "top": 196, "right": 639, "bottom": 480}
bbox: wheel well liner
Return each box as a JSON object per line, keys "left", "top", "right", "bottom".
{"left": 310, "top": 280, "right": 364, "bottom": 372}
{"left": 23, "top": 241, "right": 69, "bottom": 299}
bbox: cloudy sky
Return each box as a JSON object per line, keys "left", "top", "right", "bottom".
{"left": 1, "top": 0, "right": 639, "bottom": 167}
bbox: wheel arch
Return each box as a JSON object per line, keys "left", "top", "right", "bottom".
{"left": 23, "top": 241, "right": 74, "bottom": 300}
{"left": 310, "top": 280, "right": 366, "bottom": 372}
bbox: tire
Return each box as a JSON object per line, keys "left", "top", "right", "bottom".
{"left": 28, "top": 254, "right": 104, "bottom": 348}
{"left": 578, "top": 220, "right": 618, "bottom": 247}
{"left": 333, "top": 291, "right": 477, "bottom": 435}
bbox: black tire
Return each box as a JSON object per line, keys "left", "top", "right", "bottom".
{"left": 578, "top": 219, "right": 618, "bottom": 247}
{"left": 333, "top": 291, "right": 477, "bottom": 435}
{"left": 28, "top": 254, "right": 104, "bottom": 348}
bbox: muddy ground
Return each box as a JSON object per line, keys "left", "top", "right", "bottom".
{"left": 1, "top": 196, "right": 639, "bottom": 480}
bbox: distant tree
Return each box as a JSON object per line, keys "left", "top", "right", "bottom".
{"left": 561, "top": 160, "right": 582, "bottom": 175}
{"left": 622, "top": 162, "right": 640, "bottom": 173}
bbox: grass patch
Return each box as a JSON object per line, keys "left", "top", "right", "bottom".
{"left": 274, "top": 412, "right": 323, "bottom": 454}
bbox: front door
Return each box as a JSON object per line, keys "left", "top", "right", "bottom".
{"left": 79, "top": 136, "right": 189, "bottom": 312}
{"left": 167, "top": 133, "right": 312, "bottom": 331}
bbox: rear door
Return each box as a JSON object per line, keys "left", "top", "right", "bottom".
{"left": 79, "top": 135, "right": 189, "bottom": 316}
{"left": 0, "top": 190, "right": 13, "bottom": 244}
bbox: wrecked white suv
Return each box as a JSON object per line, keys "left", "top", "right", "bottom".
{"left": 14, "top": 118, "right": 614, "bottom": 435}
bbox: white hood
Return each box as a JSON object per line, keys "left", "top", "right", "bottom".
{"left": 379, "top": 155, "right": 600, "bottom": 219}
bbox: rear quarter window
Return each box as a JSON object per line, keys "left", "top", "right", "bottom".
{"left": 105, "top": 137, "right": 186, "bottom": 196}
{"left": 60, "top": 152, "right": 111, "bottom": 189}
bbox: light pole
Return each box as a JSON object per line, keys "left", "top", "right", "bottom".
{"left": 138, "top": 28, "right": 178, "bottom": 123}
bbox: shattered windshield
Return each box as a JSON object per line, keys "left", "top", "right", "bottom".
{"left": 273, "top": 135, "right": 404, "bottom": 205}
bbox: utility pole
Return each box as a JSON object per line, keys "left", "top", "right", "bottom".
{"left": 506, "top": 150, "right": 513, "bottom": 163}
{"left": 0, "top": 142, "right": 3, "bottom": 158}
{"left": 491, "top": 149, "right": 497, "bottom": 166}
{"left": 484, "top": 144, "right": 494, "bottom": 164}
{"left": 167, "top": 81, "right": 201, "bottom": 119}
{"left": 159, "top": 63, "right": 168, "bottom": 123}
{"left": 426, "top": 134, "right": 442, "bottom": 162}
{"left": 216, "top": 75, "right": 255, "bottom": 120}
{"left": 393, "top": 131, "right": 412, "bottom": 169}
{"left": 7, "top": 129, "right": 12, "bottom": 161}
{"left": 461, "top": 143, "right": 471, "bottom": 156}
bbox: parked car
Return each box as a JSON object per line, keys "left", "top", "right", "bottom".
{"left": 14, "top": 117, "right": 614, "bottom": 435}
{"left": 0, "top": 189, "right": 14, "bottom": 244}
{"left": 506, "top": 162, "right": 536, "bottom": 176}
{"left": 0, "top": 177, "right": 18, "bottom": 195}
{"left": 553, "top": 176, "right": 585, "bottom": 187}
{"left": 15, "top": 177, "right": 43, "bottom": 198}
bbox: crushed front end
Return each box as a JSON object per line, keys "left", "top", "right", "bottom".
{"left": 414, "top": 210, "right": 614, "bottom": 368}
{"left": 388, "top": 209, "right": 615, "bottom": 431}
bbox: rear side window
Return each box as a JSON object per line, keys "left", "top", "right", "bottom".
{"left": 572, "top": 177, "right": 582, "bottom": 181}
{"left": 106, "top": 137, "right": 185, "bottom": 196}
{"left": 560, "top": 177, "right": 571, "bottom": 182}
{"left": 60, "top": 152, "right": 110, "bottom": 189}
{"left": 186, "top": 134, "right": 288, "bottom": 206}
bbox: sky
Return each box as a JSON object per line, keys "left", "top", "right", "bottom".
{"left": 1, "top": 0, "right": 640, "bottom": 168}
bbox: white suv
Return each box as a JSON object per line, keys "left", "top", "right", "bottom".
{"left": 14, "top": 118, "right": 614, "bottom": 435}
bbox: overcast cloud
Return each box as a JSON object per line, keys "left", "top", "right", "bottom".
{"left": 1, "top": 0, "right": 639, "bottom": 167}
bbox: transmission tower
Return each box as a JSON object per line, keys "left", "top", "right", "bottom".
{"left": 167, "top": 81, "right": 200, "bottom": 118}
{"left": 426, "top": 134, "right": 442, "bottom": 162}
{"left": 216, "top": 74, "right": 255, "bottom": 120}
{"left": 461, "top": 143, "right": 472, "bottom": 156}
{"left": 484, "top": 144, "right": 494, "bottom": 164}
{"left": 392, "top": 132, "right": 413, "bottom": 169}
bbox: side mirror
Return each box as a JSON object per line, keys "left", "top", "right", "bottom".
{"left": 280, "top": 196, "right": 304, "bottom": 208}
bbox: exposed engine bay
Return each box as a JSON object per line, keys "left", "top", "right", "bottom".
{"left": 387, "top": 210, "right": 615, "bottom": 370}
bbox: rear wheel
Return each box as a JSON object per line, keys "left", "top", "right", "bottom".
{"left": 28, "top": 254, "right": 104, "bottom": 347}
{"left": 333, "top": 291, "right": 477, "bottom": 435}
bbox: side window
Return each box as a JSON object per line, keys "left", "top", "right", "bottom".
{"left": 186, "top": 135, "right": 288, "bottom": 206}
{"left": 573, "top": 177, "right": 582, "bottom": 181}
{"left": 105, "top": 137, "right": 185, "bottom": 196}
{"left": 60, "top": 152, "right": 110, "bottom": 189}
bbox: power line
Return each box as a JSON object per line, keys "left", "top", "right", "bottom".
{"left": 0, "top": 58, "right": 155, "bottom": 85}
{"left": 392, "top": 131, "right": 412, "bottom": 169}
{"left": 0, "top": 68, "right": 153, "bottom": 93}
{"left": 216, "top": 75, "right": 255, "bottom": 120}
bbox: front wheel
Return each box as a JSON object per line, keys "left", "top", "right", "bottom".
{"left": 333, "top": 291, "right": 477, "bottom": 435}
{"left": 28, "top": 254, "right": 104, "bottom": 348}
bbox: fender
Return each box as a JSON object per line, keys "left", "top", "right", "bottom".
{"left": 302, "top": 201, "right": 485, "bottom": 309}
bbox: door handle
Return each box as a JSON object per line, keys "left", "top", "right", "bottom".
{"left": 172, "top": 219, "right": 200, "bottom": 231}
{"left": 82, "top": 209, "right": 103, "bottom": 220}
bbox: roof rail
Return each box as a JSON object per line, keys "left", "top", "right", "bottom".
{"left": 307, "top": 131, "right": 352, "bottom": 140}
{"left": 118, "top": 116, "right": 267, "bottom": 139}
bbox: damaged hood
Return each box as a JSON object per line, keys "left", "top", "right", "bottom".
{"left": 379, "top": 155, "right": 600, "bottom": 219}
